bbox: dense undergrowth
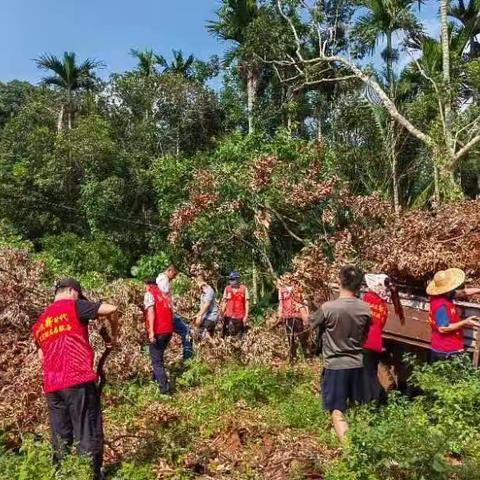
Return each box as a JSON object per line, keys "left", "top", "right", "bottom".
{"left": 2, "top": 356, "right": 480, "bottom": 479}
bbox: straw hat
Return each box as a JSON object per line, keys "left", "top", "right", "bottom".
{"left": 426, "top": 268, "right": 465, "bottom": 296}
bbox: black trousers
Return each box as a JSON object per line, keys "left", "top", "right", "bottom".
{"left": 222, "top": 317, "right": 245, "bottom": 337}
{"left": 46, "top": 381, "right": 103, "bottom": 480}
{"left": 284, "top": 317, "right": 308, "bottom": 362}
{"left": 149, "top": 333, "right": 172, "bottom": 393}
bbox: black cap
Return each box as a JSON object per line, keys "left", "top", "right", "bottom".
{"left": 55, "top": 278, "right": 87, "bottom": 300}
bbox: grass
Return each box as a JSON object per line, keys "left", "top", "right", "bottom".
{"left": 3, "top": 355, "right": 480, "bottom": 479}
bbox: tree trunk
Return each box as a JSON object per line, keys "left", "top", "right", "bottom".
{"left": 252, "top": 253, "right": 258, "bottom": 305}
{"left": 56, "top": 104, "right": 64, "bottom": 133}
{"left": 246, "top": 67, "right": 258, "bottom": 135}
{"left": 67, "top": 89, "right": 73, "bottom": 130}
{"left": 391, "top": 128, "right": 401, "bottom": 215}
{"left": 435, "top": 147, "right": 463, "bottom": 201}
{"left": 386, "top": 32, "right": 394, "bottom": 94}
{"left": 440, "top": 0, "right": 452, "bottom": 146}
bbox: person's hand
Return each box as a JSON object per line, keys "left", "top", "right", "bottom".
{"left": 195, "top": 315, "right": 202, "bottom": 327}
{"left": 243, "top": 316, "right": 249, "bottom": 326}
{"left": 467, "top": 317, "right": 480, "bottom": 328}
{"left": 148, "top": 332, "right": 156, "bottom": 344}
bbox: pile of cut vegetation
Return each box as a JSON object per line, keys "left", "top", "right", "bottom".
{"left": 0, "top": 247, "right": 291, "bottom": 445}
{"left": 290, "top": 198, "right": 480, "bottom": 301}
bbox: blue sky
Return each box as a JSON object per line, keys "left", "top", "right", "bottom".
{"left": 0, "top": 0, "right": 440, "bottom": 84}
{"left": 0, "top": 0, "right": 226, "bottom": 83}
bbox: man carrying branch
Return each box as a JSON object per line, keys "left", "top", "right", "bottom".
{"left": 33, "top": 278, "right": 118, "bottom": 480}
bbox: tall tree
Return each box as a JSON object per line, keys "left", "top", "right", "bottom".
{"left": 35, "top": 52, "right": 102, "bottom": 131}
{"left": 130, "top": 49, "right": 163, "bottom": 77}
{"left": 208, "top": 0, "right": 259, "bottom": 133}
{"left": 158, "top": 49, "right": 196, "bottom": 78}
{"left": 275, "top": 0, "right": 480, "bottom": 203}
{"left": 353, "top": 0, "right": 421, "bottom": 212}
{"left": 449, "top": 0, "right": 480, "bottom": 58}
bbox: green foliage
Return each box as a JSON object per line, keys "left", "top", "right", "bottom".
{"left": 39, "top": 232, "right": 128, "bottom": 283}
{"left": 133, "top": 252, "right": 171, "bottom": 279}
{"left": 327, "top": 359, "right": 480, "bottom": 480}
{"left": 214, "top": 364, "right": 302, "bottom": 404}
{"left": 0, "top": 436, "right": 92, "bottom": 480}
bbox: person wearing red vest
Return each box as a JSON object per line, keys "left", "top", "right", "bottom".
{"left": 32, "top": 278, "right": 118, "bottom": 480}
{"left": 362, "top": 274, "right": 390, "bottom": 402}
{"left": 278, "top": 277, "right": 309, "bottom": 363}
{"left": 144, "top": 278, "right": 174, "bottom": 393}
{"left": 426, "top": 268, "right": 480, "bottom": 362}
{"left": 220, "top": 271, "right": 249, "bottom": 337}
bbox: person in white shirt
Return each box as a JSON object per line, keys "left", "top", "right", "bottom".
{"left": 156, "top": 265, "right": 193, "bottom": 361}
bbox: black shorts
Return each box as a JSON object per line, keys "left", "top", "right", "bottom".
{"left": 321, "top": 367, "right": 365, "bottom": 413}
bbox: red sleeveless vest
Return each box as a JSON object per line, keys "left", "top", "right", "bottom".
{"left": 363, "top": 291, "right": 388, "bottom": 353}
{"left": 144, "top": 285, "right": 173, "bottom": 335}
{"left": 279, "top": 287, "right": 303, "bottom": 319}
{"left": 429, "top": 296, "right": 464, "bottom": 353}
{"left": 225, "top": 285, "right": 247, "bottom": 320}
{"left": 33, "top": 299, "right": 97, "bottom": 393}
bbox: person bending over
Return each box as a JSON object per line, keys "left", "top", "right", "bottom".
{"left": 33, "top": 278, "right": 118, "bottom": 480}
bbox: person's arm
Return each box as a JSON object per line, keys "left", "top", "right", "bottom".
{"left": 38, "top": 348, "right": 44, "bottom": 363}
{"left": 145, "top": 307, "right": 155, "bottom": 343}
{"left": 435, "top": 305, "right": 480, "bottom": 333}
{"left": 456, "top": 288, "right": 480, "bottom": 300}
{"left": 98, "top": 303, "right": 119, "bottom": 345}
{"left": 278, "top": 290, "right": 283, "bottom": 318}
{"left": 243, "top": 288, "right": 250, "bottom": 325}
{"left": 300, "top": 305, "right": 309, "bottom": 324}
{"left": 439, "top": 318, "right": 480, "bottom": 333}
{"left": 220, "top": 288, "right": 228, "bottom": 318}
{"left": 309, "top": 307, "right": 325, "bottom": 331}
{"left": 196, "top": 303, "right": 210, "bottom": 326}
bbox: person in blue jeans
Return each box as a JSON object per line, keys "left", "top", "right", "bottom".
{"left": 156, "top": 265, "right": 193, "bottom": 361}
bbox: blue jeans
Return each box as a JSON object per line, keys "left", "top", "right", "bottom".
{"left": 149, "top": 334, "right": 172, "bottom": 393}
{"left": 173, "top": 314, "right": 193, "bottom": 361}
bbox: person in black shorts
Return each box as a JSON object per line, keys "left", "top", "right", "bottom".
{"left": 309, "top": 265, "right": 371, "bottom": 441}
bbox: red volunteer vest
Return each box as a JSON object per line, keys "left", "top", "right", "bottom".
{"left": 363, "top": 291, "right": 388, "bottom": 353}
{"left": 429, "top": 296, "right": 464, "bottom": 353}
{"left": 144, "top": 285, "right": 173, "bottom": 335}
{"left": 279, "top": 287, "right": 304, "bottom": 319}
{"left": 32, "top": 299, "right": 97, "bottom": 394}
{"left": 225, "top": 285, "right": 247, "bottom": 320}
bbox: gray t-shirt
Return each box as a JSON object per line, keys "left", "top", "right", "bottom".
{"left": 310, "top": 297, "right": 371, "bottom": 370}
{"left": 200, "top": 285, "right": 219, "bottom": 322}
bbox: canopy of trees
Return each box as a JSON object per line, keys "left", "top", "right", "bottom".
{"left": 0, "top": 0, "right": 479, "bottom": 293}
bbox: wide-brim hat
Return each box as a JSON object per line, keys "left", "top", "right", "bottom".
{"left": 426, "top": 268, "right": 465, "bottom": 296}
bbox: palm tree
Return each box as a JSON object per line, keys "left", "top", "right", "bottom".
{"left": 158, "top": 50, "right": 196, "bottom": 78}
{"left": 449, "top": 0, "right": 480, "bottom": 58}
{"left": 36, "top": 52, "right": 102, "bottom": 131}
{"left": 353, "top": 0, "right": 421, "bottom": 213}
{"left": 130, "top": 49, "right": 163, "bottom": 77}
{"left": 208, "top": 0, "right": 259, "bottom": 133}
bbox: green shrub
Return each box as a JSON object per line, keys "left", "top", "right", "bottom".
{"left": 175, "top": 360, "right": 213, "bottom": 389}
{"left": 0, "top": 436, "right": 92, "bottom": 480}
{"left": 132, "top": 252, "right": 171, "bottom": 279}
{"left": 215, "top": 365, "right": 301, "bottom": 404}
{"left": 39, "top": 232, "right": 128, "bottom": 284}
{"left": 110, "top": 462, "right": 155, "bottom": 480}
{"left": 327, "top": 359, "right": 480, "bottom": 480}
